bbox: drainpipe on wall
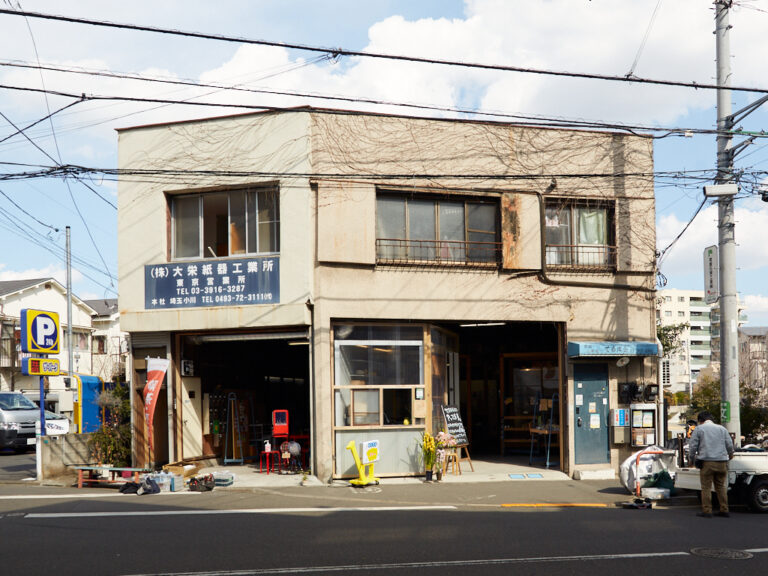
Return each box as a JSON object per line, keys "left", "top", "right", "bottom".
{"left": 656, "top": 336, "right": 665, "bottom": 445}
{"left": 306, "top": 298, "right": 316, "bottom": 481}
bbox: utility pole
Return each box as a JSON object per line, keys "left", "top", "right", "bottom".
{"left": 66, "top": 226, "right": 74, "bottom": 390}
{"left": 714, "top": 1, "right": 740, "bottom": 443}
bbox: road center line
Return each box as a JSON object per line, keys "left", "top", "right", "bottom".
{"left": 25, "top": 505, "right": 457, "bottom": 518}
{"left": 501, "top": 502, "right": 611, "bottom": 508}
{"left": 119, "top": 551, "right": 704, "bottom": 576}
{"left": 0, "top": 493, "right": 199, "bottom": 500}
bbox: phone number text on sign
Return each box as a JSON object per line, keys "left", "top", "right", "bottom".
{"left": 145, "top": 256, "right": 280, "bottom": 310}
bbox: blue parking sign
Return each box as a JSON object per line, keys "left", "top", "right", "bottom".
{"left": 21, "top": 309, "right": 60, "bottom": 354}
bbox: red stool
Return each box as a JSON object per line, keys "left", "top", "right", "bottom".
{"left": 260, "top": 450, "right": 281, "bottom": 474}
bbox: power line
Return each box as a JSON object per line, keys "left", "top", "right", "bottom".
{"left": 3, "top": 8, "right": 768, "bottom": 96}
{"left": 626, "top": 0, "right": 663, "bottom": 78}
{"left": 15, "top": 5, "right": 116, "bottom": 289}
{"left": 0, "top": 186, "right": 58, "bottom": 231}
{"left": 0, "top": 97, "right": 83, "bottom": 145}
{"left": 3, "top": 81, "right": 766, "bottom": 144}
{"left": 0, "top": 59, "right": 738, "bottom": 140}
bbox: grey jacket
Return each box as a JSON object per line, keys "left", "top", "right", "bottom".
{"left": 688, "top": 420, "right": 734, "bottom": 462}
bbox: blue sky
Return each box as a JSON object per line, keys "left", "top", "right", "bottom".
{"left": 1, "top": 0, "right": 767, "bottom": 322}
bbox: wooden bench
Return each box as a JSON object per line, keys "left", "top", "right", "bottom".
{"left": 72, "top": 466, "right": 151, "bottom": 488}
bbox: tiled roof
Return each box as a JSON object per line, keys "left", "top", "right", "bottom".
{"left": 0, "top": 278, "right": 52, "bottom": 297}
{"left": 83, "top": 298, "right": 118, "bottom": 317}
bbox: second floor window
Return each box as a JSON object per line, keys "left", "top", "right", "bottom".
{"left": 376, "top": 194, "right": 499, "bottom": 265}
{"left": 171, "top": 187, "right": 279, "bottom": 259}
{"left": 545, "top": 200, "right": 615, "bottom": 268}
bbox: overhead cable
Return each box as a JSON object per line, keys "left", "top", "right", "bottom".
{"left": 2, "top": 8, "right": 768, "bottom": 96}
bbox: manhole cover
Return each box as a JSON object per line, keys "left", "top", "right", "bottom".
{"left": 690, "top": 548, "right": 753, "bottom": 560}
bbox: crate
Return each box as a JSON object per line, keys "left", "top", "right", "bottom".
{"left": 213, "top": 471, "right": 234, "bottom": 487}
{"left": 170, "top": 474, "right": 185, "bottom": 492}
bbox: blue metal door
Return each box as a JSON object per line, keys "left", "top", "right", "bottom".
{"left": 574, "top": 364, "right": 609, "bottom": 465}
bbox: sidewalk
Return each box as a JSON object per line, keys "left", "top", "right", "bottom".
{"left": 193, "top": 457, "right": 697, "bottom": 509}
{"left": 197, "top": 456, "right": 571, "bottom": 489}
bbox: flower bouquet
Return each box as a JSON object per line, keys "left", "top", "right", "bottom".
{"left": 422, "top": 432, "right": 436, "bottom": 480}
{"left": 435, "top": 431, "right": 457, "bottom": 478}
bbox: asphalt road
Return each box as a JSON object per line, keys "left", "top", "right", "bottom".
{"left": 0, "top": 449, "right": 36, "bottom": 482}
{"left": 1, "top": 485, "right": 767, "bottom": 576}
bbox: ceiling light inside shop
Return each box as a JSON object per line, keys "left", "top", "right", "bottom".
{"left": 194, "top": 331, "right": 308, "bottom": 343}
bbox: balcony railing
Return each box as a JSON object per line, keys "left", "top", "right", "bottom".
{"left": 376, "top": 238, "right": 502, "bottom": 267}
{"left": 545, "top": 244, "right": 617, "bottom": 270}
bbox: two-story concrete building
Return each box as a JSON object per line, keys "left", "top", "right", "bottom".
{"left": 117, "top": 108, "right": 660, "bottom": 481}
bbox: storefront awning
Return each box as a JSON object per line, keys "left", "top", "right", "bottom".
{"left": 567, "top": 341, "right": 658, "bottom": 357}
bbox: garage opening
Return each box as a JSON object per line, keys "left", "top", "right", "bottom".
{"left": 179, "top": 331, "right": 311, "bottom": 464}
{"left": 445, "top": 322, "right": 563, "bottom": 467}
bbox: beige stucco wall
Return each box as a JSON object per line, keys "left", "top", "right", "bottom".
{"left": 117, "top": 111, "right": 315, "bottom": 333}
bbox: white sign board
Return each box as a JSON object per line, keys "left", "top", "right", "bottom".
{"left": 35, "top": 418, "right": 71, "bottom": 436}
{"left": 361, "top": 439, "right": 380, "bottom": 464}
{"left": 704, "top": 245, "right": 719, "bottom": 304}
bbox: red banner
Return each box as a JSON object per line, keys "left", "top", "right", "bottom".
{"left": 143, "top": 357, "right": 170, "bottom": 455}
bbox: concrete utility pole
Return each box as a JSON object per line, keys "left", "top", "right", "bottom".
{"left": 66, "top": 226, "right": 74, "bottom": 388}
{"left": 714, "top": 1, "right": 740, "bottom": 443}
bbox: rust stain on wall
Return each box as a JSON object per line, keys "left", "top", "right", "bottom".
{"left": 501, "top": 193, "right": 520, "bottom": 269}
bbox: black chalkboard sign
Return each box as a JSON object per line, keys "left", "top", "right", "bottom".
{"left": 440, "top": 405, "right": 469, "bottom": 446}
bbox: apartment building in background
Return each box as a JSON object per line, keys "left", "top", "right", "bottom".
{"left": 740, "top": 326, "right": 768, "bottom": 403}
{"left": 657, "top": 288, "right": 747, "bottom": 397}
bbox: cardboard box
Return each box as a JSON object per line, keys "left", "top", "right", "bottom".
{"left": 163, "top": 462, "right": 200, "bottom": 478}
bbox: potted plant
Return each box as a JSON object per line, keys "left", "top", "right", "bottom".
{"left": 87, "top": 383, "right": 132, "bottom": 470}
{"left": 422, "top": 432, "right": 436, "bottom": 481}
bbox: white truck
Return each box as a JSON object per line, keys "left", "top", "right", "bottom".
{"left": 674, "top": 451, "right": 768, "bottom": 513}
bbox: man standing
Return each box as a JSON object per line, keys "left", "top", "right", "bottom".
{"left": 688, "top": 411, "right": 735, "bottom": 518}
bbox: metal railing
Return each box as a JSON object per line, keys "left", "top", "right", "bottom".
{"left": 545, "top": 244, "right": 617, "bottom": 270}
{"left": 376, "top": 238, "right": 502, "bottom": 267}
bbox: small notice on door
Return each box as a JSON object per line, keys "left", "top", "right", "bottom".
{"left": 590, "top": 414, "right": 601, "bottom": 429}
{"left": 575, "top": 394, "right": 583, "bottom": 406}
{"left": 588, "top": 402, "right": 597, "bottom": 413}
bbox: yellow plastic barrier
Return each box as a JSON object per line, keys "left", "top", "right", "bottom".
{"left": 346, "top": 440, "right": 380, "bottom": 486}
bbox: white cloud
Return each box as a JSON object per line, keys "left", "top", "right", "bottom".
{"left": 657, "top": 200, "right": 768, "bottom": 276}
{"left": 744, "top": 294, "right": 768, "bottom": 314}
{"left": 0, "top": 264, "right": 81, "bottom": 286}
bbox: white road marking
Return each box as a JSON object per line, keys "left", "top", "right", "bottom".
{"left": 0, "top": 492, "right": 198, "bottom": 500}
{"left": 25, "top": 505, "right": 457, "bottom": 518}
{"left": 119, "top": 550, "right": 733, "bottom": 576}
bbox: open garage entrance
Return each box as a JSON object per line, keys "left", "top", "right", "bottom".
{"left": 178, "top": 331, "right": 311, "bottom": 464}
{"left": 443, "top": 322, "right": 564, "bottom": 469}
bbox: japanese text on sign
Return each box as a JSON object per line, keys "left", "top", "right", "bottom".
{"left": 145, "top": 256, "right": 280, "bottom": 309}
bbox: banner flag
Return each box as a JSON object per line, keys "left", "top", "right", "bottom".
{"left": 143, "top": 357, "right": 170, "bottom": 454}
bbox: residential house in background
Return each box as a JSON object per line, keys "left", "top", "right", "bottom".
{"left": 0, "top": 278, "right": 95, "bottom": 424}
{"left": 117, "top": 107, "right": 660, "bottom": 481}
{"left": 85, "top": 298, "right": 129, "bottom": 386}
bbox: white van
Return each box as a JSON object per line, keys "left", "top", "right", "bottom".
{"left": 0, "top": 392, "right": 45, "bottom": 452}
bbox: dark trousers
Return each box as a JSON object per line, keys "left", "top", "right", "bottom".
{"left": 700, "top": 460, "right": 729, "bottom": 514}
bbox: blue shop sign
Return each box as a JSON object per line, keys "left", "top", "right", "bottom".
{"left": 145, "top": 256, "right": 279, "bottom": 310}
{"left": 567, "top": 341, "right": 658, "bottom": 357}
